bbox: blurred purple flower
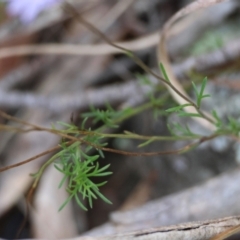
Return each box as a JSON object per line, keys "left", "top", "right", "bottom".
{"left": 7, "top": 0, "right": 62, "bottom": 23}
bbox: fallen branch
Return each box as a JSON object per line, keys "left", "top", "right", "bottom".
{"left": 83, "top": 168, "right": 240, "bottom": 237}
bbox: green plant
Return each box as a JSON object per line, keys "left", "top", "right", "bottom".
{"left": 55, "top": 141, "right": 112, "bottom": 211}
{"left": 26, "top": 66, "right": 240, "bottom": 211}
{"left": 1, "top": 3, "right": 240, "bottom": 213}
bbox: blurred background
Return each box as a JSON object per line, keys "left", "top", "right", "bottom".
{"left": 0, "top": 0, "right": 240, "bottom": 239}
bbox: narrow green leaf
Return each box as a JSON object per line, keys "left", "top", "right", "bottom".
{"left": 166, "top": 104, "right": 192, "bottom": 113}
{"left": 138, "top": 138, "right": 155, "bottom": 147}
{"left": 196, "top": 77, "right": 210, "bottom": 107}
{"left": 96, "top": 164, "right": 111, "bottom": 173}
{"left": 201, "top": 94, "right": 210, "bottom": 99}
{"left": 75, "top": 194, "right": 88, "bottom": 211}
{"left": 88, "top": 196, "right": 93, "bottom": 208}
{"left": 178, "top": 111, "right": 202, "bottom": 118}
{"left": 165, "top": 107, "right": 180, "bottom": 113}
{"left": 96, "top": 181, "right": 108, "bottom": 187}
{"left": 192, "top": 81, "right": 199, "bottom": 98}
{"left": 81, "top": 117, "right": 88, "bottom": 129}
{"left": 58, "top": 175, "right": 68, "bottom": 189}
{"left": 97, "top": 149, "right": 105, "bottom": 158}
{"left": 159, "top": 63, "right": 170, "bottom": 82}
{"left": 199, "top": 77, "right": 208, "bottom": 98}
{"left": 93, "top": 189, "right": 112, "bottom": 205}
{"left": 85, "top": 188, "right": 97, "bottom": 199}
{"left": 54, "top": 164, "right": 64, "bottom": 173}
{"left": 59, "top": 194, "right": 74, "bottom": 211}
{"left": 91, "top": 172, "right": 112, "bottom": 177}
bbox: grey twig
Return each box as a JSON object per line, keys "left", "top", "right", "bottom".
{"left": 0, "top": 78, "right": 155, "bottom": 112}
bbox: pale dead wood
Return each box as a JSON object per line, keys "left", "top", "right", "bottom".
{"left": 82, "top": 167, "right": 240, "bottom": 237}
{"left": 31, "top": 165, "right": 78, "bottom": 238}
{"left": 35, "top": 216, "right": 239, "bottom": 240}
{"left": 0, "top": 33, "right": 159, "bottom": 58}
{"left": 97, "top": 216, "right": 240, "bottom": 240}
{"left": 2, "top": 217, "right": 240, "bottom": 239}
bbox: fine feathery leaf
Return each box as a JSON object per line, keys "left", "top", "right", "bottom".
{"left": 56, "top": 142, "right": 112, "bottom": 211}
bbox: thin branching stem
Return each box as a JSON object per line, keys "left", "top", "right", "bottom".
{"left": 64, "top": 4, "right": 215, "bottom": 126}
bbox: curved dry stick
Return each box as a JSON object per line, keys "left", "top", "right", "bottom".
{"left": 157, "top": 0, "right": 229, "bottom": 131}
{"left": 0, "top": 32, "right": 159, "bottom": 59}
